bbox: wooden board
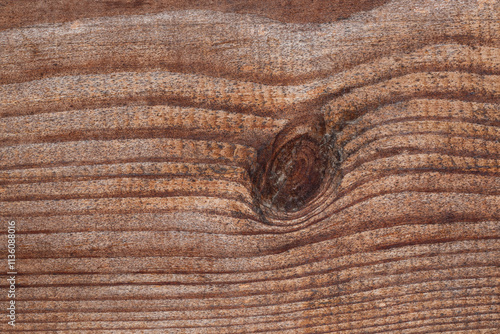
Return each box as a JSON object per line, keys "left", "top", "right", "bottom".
{"left": 1, "top": 0, "right": 499, "bottom": 332}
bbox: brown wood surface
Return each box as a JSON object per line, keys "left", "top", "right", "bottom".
{"left": 1, "top": 0, "right": 499, "bottom": 332}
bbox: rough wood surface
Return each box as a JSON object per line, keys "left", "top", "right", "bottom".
{"left": 1, "top": 0, "right": 499, "bottom": 332}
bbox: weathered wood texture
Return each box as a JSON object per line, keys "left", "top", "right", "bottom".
{"left": 1, "top": 0, "right": 499, "bottom": 332}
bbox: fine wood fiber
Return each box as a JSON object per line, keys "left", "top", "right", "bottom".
{"left": 0, "top": 0, "right": 499, "bottom": 332}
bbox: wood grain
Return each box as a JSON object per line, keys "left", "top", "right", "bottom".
{"left": 0, "top": 0, "right": 499, "bottom": 332}
{"left": 1, "top": 0, "right": 395, "bottom": 30}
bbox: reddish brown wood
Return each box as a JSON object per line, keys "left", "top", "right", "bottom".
{"left": 0, "top": 0, "right": 499, "bottom": 332}
{"left": 0, "top": 0, "right": 390, "bottom": 29}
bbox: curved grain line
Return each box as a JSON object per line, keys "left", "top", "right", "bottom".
{"left": 268, "top": 188, "right": 500, "bottom": 234}
{"left": 0, "top": 163, "right": 249, "bottom": 187}
{"left": 342, "top": 133, "right": 500, "bottom": 174}
{"left": 8, "top": 223, "right": 498, "bottom": 272}
{"left": 337, "top": 99, "right": 500, "bottom": 145}
{"left": 0, "top": 177, "right": 254, "bottom": 204}
{"left": 7, "top": 219, "right": 498, "bottom": 264}
{"left": 0, "top": 105, "right": 287, "bottom": 148}
{"left": 0, "top": 138, "right": 257, "bottom": 171}
{"left": 333, "top": 172, "right": 500, "bottom": 208}
{"left": 0, "top": 196, "right": 258, "bottom": 221}
{"left": 0, "top": 0, "right": 392, "bottom": 30}
{"left": 323, "top": 72, "right": 500, "bottom": 131}
{"left": 0, "top": 4, "right": 498, "bottom": 86}
{"left": 0, "top": 212, "right": 267, "bottom": 236}
{"left": 342, "top": 121, "right": 500, "bottom": 156}
{"left": 337, "top": 170, "right": 500, "bottom": 208}
{"left": 7, "top": 249, "right": 497, "bottom": 289}
{"left": 1, "top": 47, "right": 499, "bottom": 119}
{"left": 2, "top": 194, "right": 498, "bottom": 252}
{"left": 341, "top": 153, "right": 500, "bottom": 190}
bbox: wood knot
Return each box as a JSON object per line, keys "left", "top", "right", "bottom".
{"left": 252, "top": 114, "right": 340, "bottom": 217}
